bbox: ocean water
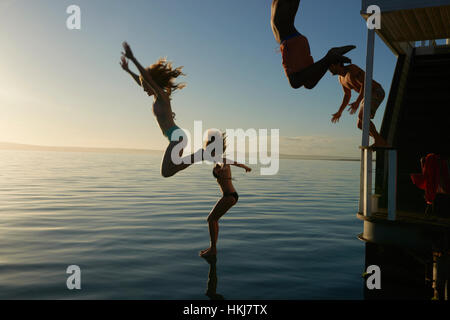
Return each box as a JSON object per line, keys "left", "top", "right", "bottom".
{"left": 0, "top": 150, "right": 364, "bottom": 299}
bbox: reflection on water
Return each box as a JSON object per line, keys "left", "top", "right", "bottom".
{"left": 202, "top": 255, "right": 224, "bottom": 300}
{"left": 0, "top": 150, "right": 364, "bottom": 299}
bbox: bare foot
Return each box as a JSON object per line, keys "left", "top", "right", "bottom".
{"left": 328, "top": 45, "right": 356, "bottom": 56}
{"left": 206, "top": 291, "right": 224, "bottom": 300}
{"left": 327, "top": 45, "right": 356, "bottom": 65}
{"left": 328, "top": 53, "right": 352, "bottom": 65}
{"left": 199, "top": 247, "right": 217, "bottom": 257}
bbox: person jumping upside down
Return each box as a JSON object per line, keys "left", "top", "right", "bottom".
{"left": 271, "top": 0, "right": 356, "bottom": 89}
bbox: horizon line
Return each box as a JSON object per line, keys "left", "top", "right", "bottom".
{"left": 0, "top": 141, "right": 361, "bottom": 161}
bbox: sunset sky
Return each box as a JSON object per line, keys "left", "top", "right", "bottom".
{"left": 0, "top": 0, "right": 397, "bottom": 156}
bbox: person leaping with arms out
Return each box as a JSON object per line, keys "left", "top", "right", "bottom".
{"left": 120, "top": 42, "right": 205, "bottom": 177}
{"left": 329, "top": 63, "right": 388, "bottom": 147}
{"left": 271, "top": 0, "right": 356, "bottom": 89}
{"left": 199, "top": 132, "right": 251, "bottom": 258}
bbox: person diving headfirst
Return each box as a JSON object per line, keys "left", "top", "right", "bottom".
{"left": 329, "top": 62, "right": 388, "bottom": 148}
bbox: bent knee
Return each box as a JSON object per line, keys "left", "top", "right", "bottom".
{"left": 304, "top": 82, "right": 316, "bottom": 90}
{"left": 289, "top": 81, "right": 302, "bottom": 89}
{"left": 207, "top": 215, "right": 217, "bottom": 224}
{"left": 288, "top": 73, "right": 316, "bottom": 90}
{"left": 161, "top": 168, "right": 174, "bottom": 178}
{"left": 288, "top": 75, "right": 303, "bottom": 89}
{"left": 357, "top": 118, "right": 363, "bottom": 129}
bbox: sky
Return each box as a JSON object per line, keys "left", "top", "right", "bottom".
{"left": 0, "top": 0, "right": 398, "bottom": 156}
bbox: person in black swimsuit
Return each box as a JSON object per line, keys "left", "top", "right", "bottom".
{"left": 199, "top": 132, "right": 251, "bottom": 258}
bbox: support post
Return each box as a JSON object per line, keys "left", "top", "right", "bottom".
{"left": 359, "top": 149, "right": 364, "bottom": 214}
{"left": 361, "top": 27, "right": 375, "bottom": 217}
{"left": 364, "top": 148, "right": 373, "bottom": 216}
{"left": 362, "top": 28, "right": 375, "bottom": 148}
{"left": 388, "top": 149, "right": 397, "bottom": 220}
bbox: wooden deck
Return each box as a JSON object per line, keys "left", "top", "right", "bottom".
{"left": 358, "top": 208, "right": 450, "bottom": 250}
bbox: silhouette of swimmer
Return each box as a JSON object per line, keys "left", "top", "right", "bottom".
{"left": 202, "top": 255, "right": 224, "bottom": 300}
{"left": 120, "top": 41, "right": 204, "bottom": 178}
{"left": 199, "top": 132, "right": 251, "bottom": 258}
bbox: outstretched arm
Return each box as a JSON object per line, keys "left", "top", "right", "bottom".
{"left": 120, "top": 56, "right": 141, "bottom": 86}
{"left": 122, "top": 42, "right": 165, "bottom": 99}
{"left": 224, "top": 159, "right": 252, "bottom": 172}
{"left": 332, "top": 85, "right": 352, "bottom": 123}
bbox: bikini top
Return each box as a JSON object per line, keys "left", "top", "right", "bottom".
{"left": 213, "top": 165, "right": 232, "bottom": 180}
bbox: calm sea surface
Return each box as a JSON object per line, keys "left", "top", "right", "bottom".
{"left": 0, "top": 150, "right": 364, "bottom": 299}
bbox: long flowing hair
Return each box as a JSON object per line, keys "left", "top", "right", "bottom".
{"left": 205, "top": 131, "right": 227, "bottom": 157}
{"left": 144, "top": 58, "right": 186, "bottom": 96}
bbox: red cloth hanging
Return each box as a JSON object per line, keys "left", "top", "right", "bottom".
{"left": 411, "top": 153, "right": 450, "bottom": 204}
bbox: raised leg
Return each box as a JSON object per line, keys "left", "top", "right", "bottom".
{"left": 288, "top": 46, "right": 355, "bottom": 89}
{"left": 160, "top": 138, "right": 204, "bottom": 178}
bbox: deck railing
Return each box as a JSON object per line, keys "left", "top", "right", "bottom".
{"left": 360, "top": 147, "right": 397, "bottom": 221}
